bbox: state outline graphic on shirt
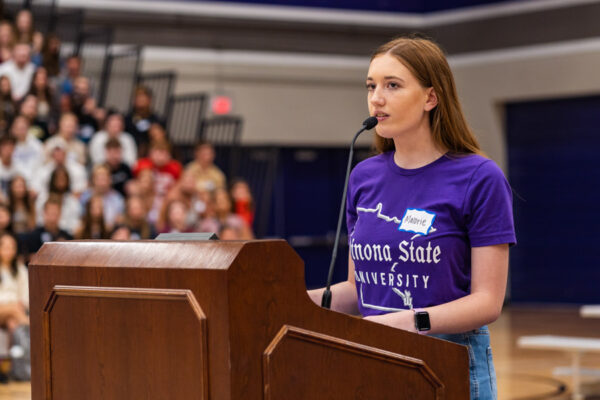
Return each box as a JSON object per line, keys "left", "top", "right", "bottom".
{"left": 356, "top": 202, "right": 437, "bottom": 239}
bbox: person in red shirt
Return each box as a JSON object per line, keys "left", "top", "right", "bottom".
{"left": 133, "top": 140, "right": 182, "bottom": 226}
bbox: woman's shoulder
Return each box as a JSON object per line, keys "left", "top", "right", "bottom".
{"left": 351, "top": 151, "right": 391, "bottom": 177}
{"left": 445, "top": 153, "right": 505, "bottom": 179}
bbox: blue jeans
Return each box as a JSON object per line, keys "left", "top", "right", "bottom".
{"left": 432, "top": 326, "right": 497, "bottom": 400}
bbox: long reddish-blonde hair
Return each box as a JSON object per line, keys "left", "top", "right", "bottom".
{"left": 371, "top": 36, "right": 481, "bottom": 155}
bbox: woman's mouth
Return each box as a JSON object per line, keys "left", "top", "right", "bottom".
{"left": 374, "top": 112, "right": 389, "bottom": 122}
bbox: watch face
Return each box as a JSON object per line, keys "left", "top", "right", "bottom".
{"left": 415, "top": 311, "right": 431, "bottom": 331}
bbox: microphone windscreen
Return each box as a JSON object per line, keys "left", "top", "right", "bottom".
{"left": 362, "top": 116, "right": 378, "bottom": 130}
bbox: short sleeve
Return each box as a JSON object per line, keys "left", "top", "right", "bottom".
{"left": 463, "top": 160, "right": 516, "bottom": 247}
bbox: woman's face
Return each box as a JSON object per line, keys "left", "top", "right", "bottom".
{"left": 0, "top": 209, "right": 10, "bottom": 229}
{"left": 0, "top": 23, "right": 13, "bottom": 45}
{"left": 127, "top": 198, "right": 146, "bottom": 220}
{"left": 366, "top": 53, "right": 435, "bottom": 140}
{"left": 34, "top": 67, "right": 48, "bottom": 88}
{"left": 54, "top": 170, "right": 69, "bottom": 192}
{"left": 0, "top": 76, "right": 10, "bottom": 94}
{"left": 11, "top": 177, "right": 27, "bottom": 198}
{"left": 215, "top": 189, "right": 231, "bottom": 213}
{"left": 90, "top": 197, "right": 104, "bottom": 218}
{"left": 0, "top": 235, "right": 16, "bottom": 264}
{"left": 16, "top": 10, "right": 32, "bottom": 34}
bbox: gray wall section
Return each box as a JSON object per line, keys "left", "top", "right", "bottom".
{"left": 141, "top": 38, "right": 600, "bottom": 171}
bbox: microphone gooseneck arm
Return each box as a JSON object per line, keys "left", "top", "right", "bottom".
{"left": 321, "top": 117, "right": 378, "bottom": 309}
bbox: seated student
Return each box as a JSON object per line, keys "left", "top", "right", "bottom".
{"left": 19, "top": 94, "right": 49, "bottom": 141}
{"left": 0, "top": 20, "right": 15, "bottom": 64}
{"left": 0, "top": 135, "right": 27, "bottom": 198}
{"left": 7, "top": 175, "right": 35, "bottom": 234}
{"left": 229, "top": 178, "right": 255, "bottom": 227}
{"left": 88, "top": 112, "right": 137, "bottom": 167}
{"left": 75, "top": 195, "right": 108, "bottom": 239}
{"left": 0, "top": 42, "right": 35, "bottom": 102}
{"left": 125, "top": 86, "right": 163, "bottom": 157}
{"left": 33, "top": 139, "right": 87, "bottom": 198}
{"left": 68, "top": 76, "right": 99, "bottom": 143}
{"left": 0, "top": 76, "right": 16, "bottom": 132}
{"left": 10, "top": 115, "right": 43, "bottom": 182}
{"left": 110, "top": 224, "right": 131, "bottom": 240}
{"left": 0, "top": 232, "right": 29, "bottom": 331}
{"left": 44, "top": 112, "right": 86, "bottom": 165}
{"left": 133, "top": 140, "right": 182, "bottom": 224}
{"left": 34, "top": 165, "right": 82, "bottom": 235}
{"left": 126, "top": 168, "right": 159, "bottom": 227}
{"left": 27, "top": 66, "right": 59, "bottom": 134}
{"left": 197, "top": 188, "right": 254, "bottom": 240}
{"left": 104, "top": 138, "right": 132, "bottom": 198}
{"left": 159, "top": 199, "right": 194, "bottom": 234}
{"left": 80, "top": 165, "right": 124, "bottom": 231}
{"left": 58, "top": 55, "right": 81, "bottom": 96}
{"left": 0, "top": 203, "right": 13, "bottom": 235}
{"left": 157, "top": 170, "right": 204, "bottom": 232}
{"left": 123, "top": 195, "right": 156, "bottom": 240}
{"left": 185, "top": 141, "right": 226, "bottom": 192}
{"left": 19, "top": 196, "right": 73, "bottom": 258}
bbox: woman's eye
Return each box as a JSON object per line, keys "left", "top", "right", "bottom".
{"left": 365, "top": 83, "right": 375, "bottom": 91}
{"left": 387, "top": 82, "right": 400, "bottom": 89}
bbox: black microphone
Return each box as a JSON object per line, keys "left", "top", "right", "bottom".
{"left": 321, "top": 116, "right": 378, "bottom": 309}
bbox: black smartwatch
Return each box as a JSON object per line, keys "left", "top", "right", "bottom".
{"left": 413, "top": 308, "right": 431, "bottom": 334}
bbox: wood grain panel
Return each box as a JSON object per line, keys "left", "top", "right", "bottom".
{"left": 263, "top": 325, "right": 444, "bottom": 400}
{"left": 42, "top": 286, "right": 208, "bottom": 400}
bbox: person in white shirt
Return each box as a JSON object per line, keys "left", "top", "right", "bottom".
{"left": 33, "top": 139, "right": 87, "bottom": 197}
{"left": 88, "top": 112, "right": 137, "bottom": 167}
{"left": 0, "top": 42, "right": 35, "bottom": 101}
{"left": 43, "top": 112, "right": 86, "bottom": 165}
{"left": 0, "top": 135, "right": 27, "bottom": 199}
{"left": 0, "top": 232, "right": 28, "bottom": 332}
{"left": 10, "top": 115, "right": 42, "bottom": 184}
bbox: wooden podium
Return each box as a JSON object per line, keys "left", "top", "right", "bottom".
{"left": 29, "top": 239, "right": 469, "bottom": 399}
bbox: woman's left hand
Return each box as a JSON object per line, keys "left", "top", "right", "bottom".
{"left": 363, "top": 310, "right": 416, "bottom": 333}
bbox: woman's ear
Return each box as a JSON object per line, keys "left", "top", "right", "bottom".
{"left": 424, "top": 87, "right": 438, "bottom": 111}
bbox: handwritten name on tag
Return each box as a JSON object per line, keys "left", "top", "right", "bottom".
{"left": 398, "top": 208, "right": 436, "bottom": 236}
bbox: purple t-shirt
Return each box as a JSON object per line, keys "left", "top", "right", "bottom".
{"left": 346, "top": 151, "right": 516, "bottom": 317}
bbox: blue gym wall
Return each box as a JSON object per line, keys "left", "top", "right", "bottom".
{"left": 506, "top": 95, "right": 600, "bottom": 304}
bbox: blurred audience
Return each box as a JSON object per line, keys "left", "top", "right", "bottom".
{"left": 89, "top": 112, "right": 137, "bottom": 167}
{"left": 76, "top": 195, "right": 108, "bottom": 239}
{"left": 80, "top": 165, "right": 124, "bottom": 230}
{"left": 0, "top": 232, "right": 29, "bottom": 331}
{"left": 44, "top": 112, "right": 86, "bottom": 165}
{"left": 35, "top": 166, "right": 82, "bottom": 235}
{"left": 105, "top": 138, "right": 132, "bottom": 197}
{"left": 0, "top": 20, "right": 15, "bottom": 64}
{"left": 185, "top": 141, "right": 226, "bottom": 192}
{"left": 0, "top": 42, "right": 35, "bottom": 101}
{"left": 0, "top": 135, "right": 26, "bottom": 197}
{"left": 125, "top": 86, "right": 162, "bottom": 157}
{"left": 34, "top": 139, "right": 87, "bottom": 197}
{"left": 20, "top": 197, "right": 73, "bottom": 257}
{"left": 8, "top": 175, "right": 35, "bottom": 234}
{"left": 230, "top": 178, "right": 254, "bottom": 227}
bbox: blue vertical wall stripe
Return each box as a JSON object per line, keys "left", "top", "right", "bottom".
{"left": 506, "top": 95, "right": 600, "bottom": 304}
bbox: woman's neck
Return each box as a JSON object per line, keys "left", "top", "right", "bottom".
{"left": 392, "top": 123, "right": 445, "bottom": 169}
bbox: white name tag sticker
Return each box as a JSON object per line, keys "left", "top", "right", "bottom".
{"left": 398, "top": 208, "right": 436, "bottom": 236}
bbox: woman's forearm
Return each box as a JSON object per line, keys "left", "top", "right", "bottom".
{"left": 308, "top": 280, "right": 359, "bottom": 315}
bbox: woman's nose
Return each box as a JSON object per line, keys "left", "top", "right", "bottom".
{"left": 369, "top": 88, "right": 385, "bottom": 106}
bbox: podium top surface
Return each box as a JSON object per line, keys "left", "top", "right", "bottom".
{"left": 29, "top": 239, "right": 293, "bottom": 271}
